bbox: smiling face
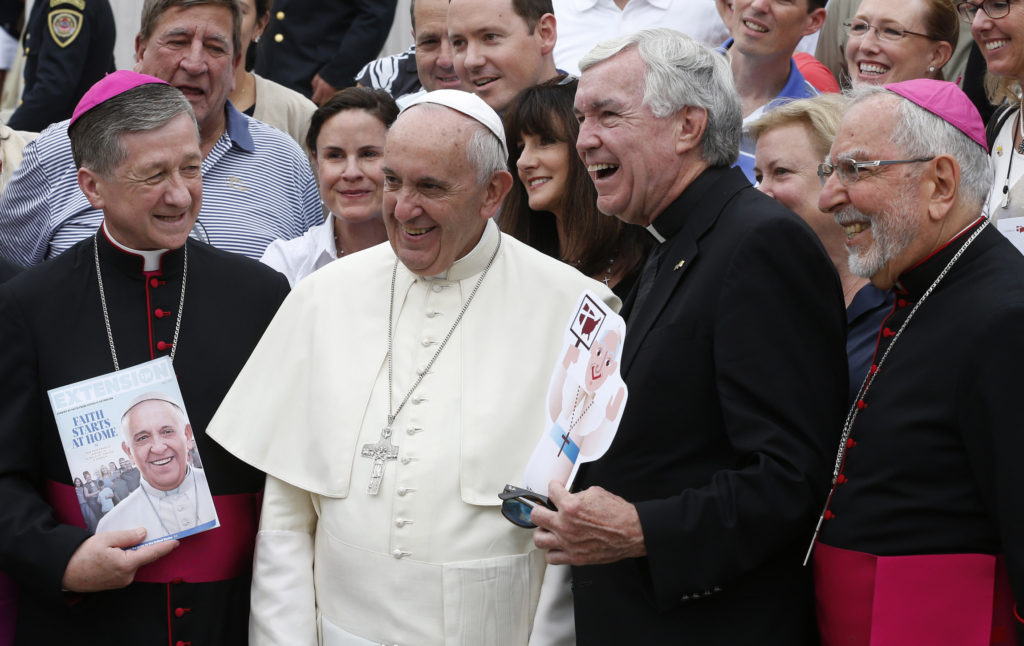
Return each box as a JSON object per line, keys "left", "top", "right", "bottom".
{"left": 414, "top": 0, "right": 466, "bottom": 91}
{"left": 845, "top": 0, "right": 949, "bottom": 85}
{"left": 730, "top": 0, "right": 826, "bottom": 59}
{"left": 121, "top": 399, "right": 194, "bottom": 492}
{"left": 584, "top": 330, "right": 621, "bottom": 393}
{"left": 972, "top": 0, "right": 1024, "bottom": 81}
{"left": 817, "top": 96, "right": 929, "bottom": 288}
{"left": 448, "top": 0, "right": 555, "bottom": 113}
{"left": 382, "top": 106, "right": 510, "bottom": 276}
{"left": 135, "top": 5, "right": 239, "bottom": 134}
{"left": 79, "top": 112, "right": 202, "bottom": 251}
{"left": 574, "top": 49, "right": 688, "bottom": 226}
{"left": 754, "top": 121, "right": 845, "bottom": 255}
{"left": 516, "top": 131, "right": 571, "bottom": 217}
{"left": 314, "top": 109, "right": 388, "bottom": 225}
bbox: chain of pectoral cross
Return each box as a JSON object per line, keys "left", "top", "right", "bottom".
{"left": 556, "top": 386, "right": 597, "bottom": 457}
{"left": 361, "top": 236, "right": 502, "bottom": 495}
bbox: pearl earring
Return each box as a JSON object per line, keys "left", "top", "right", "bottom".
{"left": 928, "top": 66, "right": 935, "bottom": 72}
{"left": 254, "top": 35, "right": 260, "bottom": 43}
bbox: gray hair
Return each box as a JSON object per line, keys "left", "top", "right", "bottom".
{"left": 69, "top": 83, "right": 198, "bottom": 177}
{"left": 466, "top": 122, "right": 507, "bottom": 183}
{"left": 847, "top": 84, "right": 991, "bottom": 209}
{"left": 579, "top": 28, "right": 741, "bottom": 167}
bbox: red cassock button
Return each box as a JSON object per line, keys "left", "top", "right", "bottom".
{"left": 175, "top": 607, "right": 185, "bottom": 617}
{"left": 155, "top": 309, "right": 166, "bottom": 318}
{"left": 824, "top": 510, "right": 835, "bottom": 520}
{"left": 846, "top": 438, "right": 857, "bottom": 449}
{"left": 150, "top": 278, "right": 160, "bottom": 288}
{"left": 856, "top": 400, "right": 867, "bottom": 410}
{"left": 157, "top": 341, "right": 172, "bottom": 351}
{"left": 882, "top": 327, "right": 895, "bottom": 337}
{"left": 897, "top": 299, "right": 907, "bottom": 308}
{"left": 836, "top": 474, "right": 848, "bottom": 484}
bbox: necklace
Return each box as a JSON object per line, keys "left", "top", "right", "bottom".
{"left": 94, "top": 232, "right": 187, "bottom": 371}
{"left": 556, "top": 387, "right": 597, "bottom": 457}
{"left": 139, "top": 467, "right": 200, "bottom": 536}
{"left": 1000, "top": 106, "right": 1024, "bottom": 209}
{"left": 802, "top": 219, "right": 989, "bottom": 565}
{"left": 360, "top": 234, "right": 502, "bottom": 495}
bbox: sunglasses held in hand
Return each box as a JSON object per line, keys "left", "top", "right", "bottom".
{"left": 500, "top": 484, "right": 557, "bottom": 528}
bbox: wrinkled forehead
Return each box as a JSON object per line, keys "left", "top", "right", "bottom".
{"left": 829, "top": 96, "right": 900, "bottom": 160}
{"left": 387, "top": 106, "right": 474, "bottom": 159}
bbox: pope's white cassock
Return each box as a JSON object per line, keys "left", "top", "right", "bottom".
{"left": 94, "top": 466, "right": 217, "bottom": 541}
{"left": 208, "top": 220, "right": 619, "bottom": 645}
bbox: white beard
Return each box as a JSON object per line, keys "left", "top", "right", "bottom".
{"left": 846, "top": 193, "right": 921, "bottom": 279}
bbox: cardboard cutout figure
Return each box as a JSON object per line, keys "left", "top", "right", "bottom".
{"left": 521, "top": 291, "right": 628, "bottom": 495}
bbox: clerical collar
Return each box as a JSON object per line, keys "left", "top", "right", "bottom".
{"left": 895, "top": 217, "right": 986, "bottom": 299}
{"left": 420, "top": 218, "right": 500, "bottom": 283}
{"left": 101, "top": 222, "right": 169, "bottom": 272}
{"left": 645, "top": 166, "right": 723, "bottom": 244}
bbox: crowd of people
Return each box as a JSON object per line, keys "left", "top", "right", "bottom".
{"left": 0, "top": 0, "right": 1023, "bottom": 644}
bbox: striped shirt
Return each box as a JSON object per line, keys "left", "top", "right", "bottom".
{"left": 0, "top": 103, "right": 322, "bottom": 265}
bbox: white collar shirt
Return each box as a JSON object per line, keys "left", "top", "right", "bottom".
{"left": 553, "top": 0, "right": 730, "bottom": 74}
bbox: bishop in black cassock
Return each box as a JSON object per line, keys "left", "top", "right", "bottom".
{"left": 0, "top": 72, "right": 289, "bottom": 644}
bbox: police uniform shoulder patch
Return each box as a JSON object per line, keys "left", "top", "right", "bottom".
{"left": 48, "top": 9, "right": 83, "bottom": 48}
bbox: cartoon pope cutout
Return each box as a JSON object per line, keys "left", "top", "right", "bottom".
{"left": 521, "top": 291, "right": 628, "bottom": 495}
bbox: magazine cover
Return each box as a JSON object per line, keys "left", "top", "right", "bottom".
{"left": 48, "top": 357, "right": 219, "bottom": 546}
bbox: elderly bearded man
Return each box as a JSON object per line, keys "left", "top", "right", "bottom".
{"left": 208, "top": 90, "right": 617, "bottom": 645}
{"left": 812, "top": 79, "right": 1024, "bottom": 646}
{"left": 0, "top": 71, "right": 290, "bottom": 645}
{"left": 530, "top": 29, "right": 847, "bottom": 644}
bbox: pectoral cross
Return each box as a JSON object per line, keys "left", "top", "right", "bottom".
{"left": 361, "top": 427, "right": 400, "bottom": 495}
{"left": 557, "top": 431, "right": 571, "bottom": 457}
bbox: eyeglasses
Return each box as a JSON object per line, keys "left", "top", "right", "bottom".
{"left": 957, "top": 0, "right": 1013, "bottom": 22}
{"left": 817, "top": 156, "right": 935, "bottom": 186}
{"left": 843, "top": 19, "right": 933, "bottom": 41}
{"left": 499, "top": 484, "right": 557, "bottom": 528}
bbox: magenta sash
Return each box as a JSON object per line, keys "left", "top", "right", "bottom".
{"left": 46, "top": 480, "right": 260, "bottom": 583}
{"left": 814, "top": 542, "right": 1018, "bottom": 646}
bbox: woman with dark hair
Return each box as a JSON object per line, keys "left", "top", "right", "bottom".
{"left": 261, "top": 87, "right": 399, "bottom": 286}
{"left": 502, "top": 76, "right": 650, "bottom": 297}
{"left": 229, "top": 0, "right": 317, "bottom": 150}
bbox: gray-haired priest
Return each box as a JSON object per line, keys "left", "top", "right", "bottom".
{"left": 207, "top": 89, "right": 618, "bottom": 645}
{"left": 0, "top": 71, "right": 291, "bottom": 644}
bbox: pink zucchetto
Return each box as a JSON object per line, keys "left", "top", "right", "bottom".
{"left": 70, "top": 70, "right": 169, "bottom": 126}
{"left": 884, "top": 78, "right": 988, "bottom": 153}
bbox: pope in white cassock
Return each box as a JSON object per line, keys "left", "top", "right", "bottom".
{"left": 207, "top": 90, "right": 619, "bottom": 645}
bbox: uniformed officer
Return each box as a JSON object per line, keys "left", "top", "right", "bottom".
{"left": 6, "top": 0, "right": 115, "bottom": 132}
{"left": 255, "top": 0, "right": 397, "bottom": 104}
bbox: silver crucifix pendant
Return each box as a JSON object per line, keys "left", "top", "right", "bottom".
{"left": 361, "top": 426, "right": 400, "bottom": 495}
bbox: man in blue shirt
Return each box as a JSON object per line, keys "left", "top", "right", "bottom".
{"left": 721, "top": 0, "right": 827, "bottom": 182}
{"left": 0, "top": 0, "right": 321, "bottom": 266}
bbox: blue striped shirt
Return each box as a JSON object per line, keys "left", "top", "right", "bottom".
{"left": 0, "top": 102, "right": 322, "bottom": 265}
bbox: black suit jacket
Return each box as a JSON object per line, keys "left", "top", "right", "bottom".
{"left": 572, "top": 166, "right": 848, "bottom": 644}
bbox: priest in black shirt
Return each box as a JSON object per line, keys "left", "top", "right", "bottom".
{"left": 0, "top": 71, "right": 289, "bottom": 644}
